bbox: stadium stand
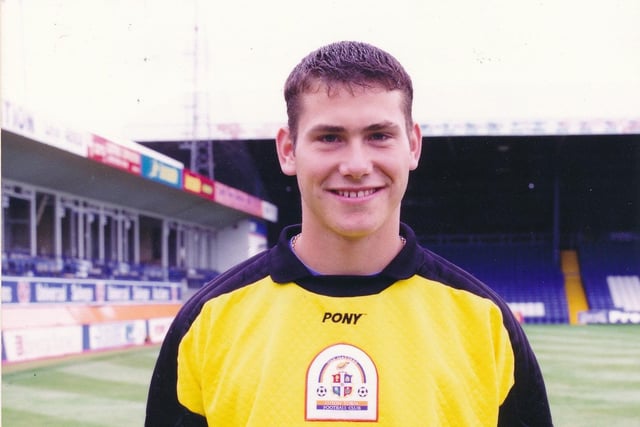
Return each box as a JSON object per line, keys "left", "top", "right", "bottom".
{"left": 578, "top": 238, "right": 640, "bottom": 311}
{"left": 1, "top": 102, "right": 276, "bottom": 363}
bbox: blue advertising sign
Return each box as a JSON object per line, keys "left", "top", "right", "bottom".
{"left": 141, "top": 155, "right": 182, "bottom": 188}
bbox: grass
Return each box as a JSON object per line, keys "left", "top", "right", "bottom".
{"left": 2, "top": 326, "right": 640, "bottom": 426}
{"left": 1, "top": 346, "right": 159, "bottom": 427}
{"left": 526, "top": 325, "right": 640, "bottom": 427}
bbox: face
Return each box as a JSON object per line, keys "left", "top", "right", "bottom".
{"left": 276, "top": 83, "right": 422, "bottom": 240}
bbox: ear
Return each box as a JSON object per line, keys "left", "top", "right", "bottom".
{"left": 276, "top": 127, "right": 297, "bottom": 176}
{"left": 408, "top": 122, "right": 422, "bottom": 170}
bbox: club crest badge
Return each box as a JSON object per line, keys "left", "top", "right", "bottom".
{"left": 305, "top": 343, "right": 378, "bottom": 421}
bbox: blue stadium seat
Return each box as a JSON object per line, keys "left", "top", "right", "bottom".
{"left": 579, "top": 240, "right": 640, "bottom": 311}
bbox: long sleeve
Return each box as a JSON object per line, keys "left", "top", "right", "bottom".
{"left": 145, "top": 304, "right": 207, "bottom": 426}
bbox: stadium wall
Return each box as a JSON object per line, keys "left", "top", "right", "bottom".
{"left": 1, "top": 277, "right": 181, "bottom": 364}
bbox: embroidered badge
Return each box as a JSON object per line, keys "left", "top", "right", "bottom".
{"left": 305, "top": 343, "right": 378, "bottom": 421}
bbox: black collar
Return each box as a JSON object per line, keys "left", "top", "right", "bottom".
{"left": 269, "top": 223, "right": 422, "bottom": 297}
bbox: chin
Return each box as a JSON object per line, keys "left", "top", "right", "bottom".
{"left": 331, "top": 218, "right": 386, "bottom": 238}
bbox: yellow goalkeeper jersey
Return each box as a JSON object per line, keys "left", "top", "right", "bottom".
{"left": 146, "top": 224, "right": 552, "bottom": 426}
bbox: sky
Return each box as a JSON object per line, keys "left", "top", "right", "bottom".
{"left": 2, "top": 0, "right": 639, "bottom": 140}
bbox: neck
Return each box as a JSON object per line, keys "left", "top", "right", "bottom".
{"left": 291, "top": 225, "right": 405, "bottom": 275}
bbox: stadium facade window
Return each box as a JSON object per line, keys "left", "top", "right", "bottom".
{"left": 60, "top": 197, "right": 80, "bottom": 259}
{"left": 140, "top": 215, "right": 163, "bottom": 265}
{"left": 84, "top": 202, "right": 102, "bottom": 261}
{"left": 35, "top": 191, "right": 56, "bottom": 258}
{"left": 2, "top": 184, "right": 33, "bottom": 255}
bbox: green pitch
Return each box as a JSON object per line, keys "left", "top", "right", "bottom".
{"left": 2, "top": 325, "right": 640, "bottom": 426}
{"left": 526, "top": 325, "right": 640, "bottom": 427}
{"left": 1, "top": 346, "right": 158, "bottom": 427}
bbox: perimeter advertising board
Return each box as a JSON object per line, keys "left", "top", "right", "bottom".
{"left": 1, "top": 278, "right": 181, "bottom": 304}
{"left": 579, "top": 309, "right": 640, "bottom": 324}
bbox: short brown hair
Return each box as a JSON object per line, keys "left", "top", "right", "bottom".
{"left": 284, "top": 41, "right": 414, "bottom": 142}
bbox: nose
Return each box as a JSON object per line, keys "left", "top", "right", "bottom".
{"left": 338, "top": 141, "right": 373, "bottom": 179}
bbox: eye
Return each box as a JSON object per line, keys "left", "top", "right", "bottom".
{"left": 319, "top": 134, "right": 341, "bottom": 143}
{"left": 368, "top": 132, "right": 391, "bottom": 142}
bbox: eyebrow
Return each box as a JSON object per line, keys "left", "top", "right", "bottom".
{"left": 308, "top": 121, "right": 401, "bottom": 134}
{"left": 363, "top": 121, "right": 401, "bottom": 132}
{"left": 308, "top": 124, "right": 346, "bottom": 134}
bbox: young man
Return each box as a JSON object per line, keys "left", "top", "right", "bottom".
{"left": 146, "top": 41, "right": 553, "bottom": 426}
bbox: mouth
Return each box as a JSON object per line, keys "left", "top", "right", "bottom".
{"left": 332, "top": 188, "right": 379, "bottom": 199}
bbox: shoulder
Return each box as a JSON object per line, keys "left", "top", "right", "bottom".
{"left": 415, "top": 246, "right": 497, "bottom": 298}
{"left": 413, "top": 245, "right": 524, "bottom": 333}
{"left": 172, "top": 249, "right": 272, "bottom": 333}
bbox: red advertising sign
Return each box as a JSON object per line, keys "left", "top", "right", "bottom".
{"left": 182, "top": 169, "right": 215, "bottom": 200}
{"left": 88, "top": 134, "right": 141, "bottom": 174}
